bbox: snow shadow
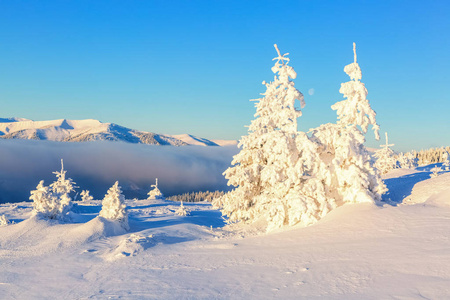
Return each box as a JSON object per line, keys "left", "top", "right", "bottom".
{"left": 382, "top": 171, "right": 431, "bottom": 205}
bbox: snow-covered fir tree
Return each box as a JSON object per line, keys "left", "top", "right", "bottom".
{"left": 396, "top": 152, "right": 418, "bottom": 169}
{"left": 0, "top": 214, "right": 10, "bottom": 226}
{"left": 80, "top": 190, "right": 94, "bottom": 202}
{"left": 310, "top": 42, "right": 386, "bottom": 206}
{"left": 29, "top": 160, "right": 75, "bottom": 220}
{"left": 147, "top": 178, "right": 164, "bottom": 200}
{"left": 214, "top": 44, "right": 331, "bottom": 231}
{"left": 167, "top": 190, "right": 226, "bottom": 203}
{"left": 374, "top": 132, "right": 398, "bottom": 174}
{"left": 442, "top": 150, "right": 450, "bottom": 171}
{"left": 99, "top": 181, "right": 129, "bottom": 230}
{"left": 175, "top": 201, "right": 190, "bottom": 216}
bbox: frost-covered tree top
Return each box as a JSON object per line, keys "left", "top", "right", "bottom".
{"left": 99, "top": 181, "right": 129, "bottom": 230}
{"left": 50, "top": 159, "right": 76, "bottom": 197}
{"left": 332, "top": 43, "right": 380, "bottom": 140}
{"left": 249, "top": 44, "right": 304, "bottom": 135}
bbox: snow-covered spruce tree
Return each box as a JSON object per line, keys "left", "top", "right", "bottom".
{"left": 80, "top": 190, "right": 94, "bottom": 202}
{"left": 374, "top": 132, "right": 398, "bottom": 175}
{"left": 310, "top": 43, "right": 386, "bottom": 205}
{"left": 99, "top": 181, "right": 129, "bottom": 230}
{"left": 442, "top": 150, "right": 450, "bottom": 171}
{"left": 30, "top": 159, "right": 75, "bottom": 220}
{"left": 147, "top": 178, "right": 164, "bottom": 200}
{"left": 397, "top": 152, "right": 418, "bottom": 169}
{"left": 214, "top": 44, "right": 329, "bottom": 231}
{"left": 0, "top": 214, "right": 10, "bottom": 226}
{"left": 175, "top": 201, "right": 190, "bottom": 216}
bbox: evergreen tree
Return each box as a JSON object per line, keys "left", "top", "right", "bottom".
{"left": 80, "top": 190, "right": 94, "bottom": 202}
{"left": 374, "top": 132, "right": 398, "bottom": 174}
{"left": 311, "top": 43, "right": 386, "bottom": 205}
{"left": 214, "top": 44, "right": 327, "bottom": 231}
{"left": 175, "top": 201, "right": 189, "bottom": 216}
{"left": 442, "top": 150, "right": 450, "bottom": 171}
{"left": 147, "top": 178, "right": 164, "bottom": 200}
{"left": 29, "top": 160, "right": 75, "bottom": 220}
{"left": 99, "top": 181, "right": 129, "bottom": 230}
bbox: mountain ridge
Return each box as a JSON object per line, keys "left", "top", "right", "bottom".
{"left": 0, "top": 118, "right": 237, "bottom": 146}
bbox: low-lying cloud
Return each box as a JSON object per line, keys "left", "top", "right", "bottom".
{"left": 0, "top": 140, "right": 238, "bottom": 204}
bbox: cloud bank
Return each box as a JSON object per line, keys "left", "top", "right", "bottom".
{"left": 0, "top": 140, "right": 238, "bottom": 204}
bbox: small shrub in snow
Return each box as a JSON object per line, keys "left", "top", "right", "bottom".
{"left": 0, "top": 214, "right": 10, "bottom": 226}
{"left": 30, "top": 159, "right": 75, "bottom": 220}
{"left": 99, "top": 181, "right": 129, "bottom": 230}
{"left": 147, "top": 178, "right": 165, "bottom": 200}
{"left": 80, "top": 190, "right": 94, "bottom": 202}
{"left": 175, "top": 201, "right": 190, "bottom": 216}
{"left": 430, "top": 166, "right": 442, "bottom": 178}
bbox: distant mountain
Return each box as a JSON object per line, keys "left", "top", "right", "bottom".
{"left": 0, "top": 118, "right": 231, "bottom": 146}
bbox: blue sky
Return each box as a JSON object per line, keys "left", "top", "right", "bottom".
{"left": 0, "top": 0, "right": 448, "bottom": 152}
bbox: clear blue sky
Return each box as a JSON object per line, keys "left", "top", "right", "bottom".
{"left": 0, "top": 0, "right": 448, "bottom": 152}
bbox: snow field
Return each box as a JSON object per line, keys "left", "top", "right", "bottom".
{"left": 0, "top": 167, "right": 449, "bottom": 298}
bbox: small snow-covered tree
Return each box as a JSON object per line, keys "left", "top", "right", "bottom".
{"left": 147, "top": 178, "right": 164, "bottom": 200}
{"left": 0, "top": 214, "right": 10, "bottom": 226}
{"left": 442, "top": 151, "right": 450, "bottom": 171}
{"left": 310, "top": 42, "right": 386, "bottom": 205}
{"left": 396, "top": 152, "right": 417, "bottom": 169}
{"left": 99, "top": 181, "right": 129, "bottom": 230}
{"left": 430, "top": 166, "right": 442, "bottom": 178}
{"left": 80, "top": 190, "right": 94, "bottom": 202}
{"left": 30, "top": 160, "right": 75, "bottom": 220}
{"left": 374, "top": 132, "right": 398, "bottom": 175}
{"left": 175, "top": 201, "right": 190, "bottom": 216}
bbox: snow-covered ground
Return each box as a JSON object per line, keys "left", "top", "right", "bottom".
{"left": 1, "top": 165, "right": 449, "bottom": 299}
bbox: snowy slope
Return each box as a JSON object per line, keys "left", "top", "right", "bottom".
{"left": 0, "top": 118, "right": 221, "bottom": 146}
{"left": 170, "top": 134, "right": 219, "bottom": 146}
{"left": 212, "top": 139, "right": 239, "bottom": 147}
{"left": 0, "top": 166, "right": 450, "bottom": 299}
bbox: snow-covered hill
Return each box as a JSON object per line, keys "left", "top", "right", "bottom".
{"left": 0, "top": 118, "right": 226, "bottom": 146}
{"left": 0, "top": 165, "right": 449, "bottom": 298}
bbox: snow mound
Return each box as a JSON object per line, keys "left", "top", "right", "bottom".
{"left": 105, "top": 233, "right": 154, "bottom": 261}
{"left": 0, "top": 215, "right": 126, "bottom": 257}
{"left": 425, "top": 188, "right": 450, "bottom": 207}
{"left": 406, "top": 171, "right": 450, "bottom": 205}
